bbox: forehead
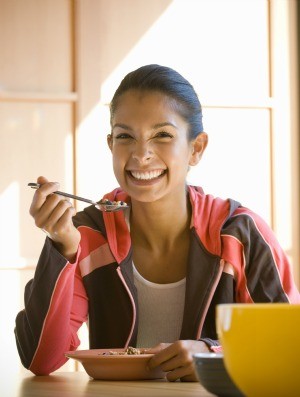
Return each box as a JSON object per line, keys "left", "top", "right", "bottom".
{"left": 112, "top": 90, "right": 183, "bottom": 121}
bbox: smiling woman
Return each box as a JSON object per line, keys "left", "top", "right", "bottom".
{"left": 14, "top": 64, "right": 300, "bottom": 383}
{"left": 107, "top": 91, "right": 207, "bottom": 205}
{"left": 107, "top": 65, "right": 207, "bottom": 208}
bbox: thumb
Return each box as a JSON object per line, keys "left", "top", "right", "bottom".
{"left": 145, "top": 343, "right": 170, "bottom": 354}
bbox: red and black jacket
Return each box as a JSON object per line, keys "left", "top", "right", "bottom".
{"left": 15, "top": 186, "right": 300, "bottom": 375}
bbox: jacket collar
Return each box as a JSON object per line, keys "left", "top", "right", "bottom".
{"left": 102, "top": 186, "right": 240, "bottom": 262}
{"left": 188, "top": 185, "right": 241, "bottom": 256}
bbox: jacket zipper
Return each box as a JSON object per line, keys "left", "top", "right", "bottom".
{"left": 196, "top": 259, "right": 225, "bottom": 340}
{"left": 116, "top": 267, "right": 136, "bottom": 348}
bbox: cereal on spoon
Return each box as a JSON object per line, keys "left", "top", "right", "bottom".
{"left": 98, "top": 198, "right": 128, "bottom": 207}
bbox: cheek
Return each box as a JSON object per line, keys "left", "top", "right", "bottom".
{"left": 168, "top": 143, "right": 193, "bottom": 165}
{"left": 159, "top": 141, "right": 188, "bottom": 158}
{"left": 112, "top": 150, "right": 123, "bottom": 173}
{"left": 112, "top": 147, "right": 130, "bottom": 182}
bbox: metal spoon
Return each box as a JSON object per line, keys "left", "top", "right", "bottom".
{"left": 28, "top": 183, "right": 129, "bottom": 212}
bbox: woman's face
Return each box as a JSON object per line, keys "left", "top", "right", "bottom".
{"left": 108, "top": 90, "right": 206, "bottom": 204}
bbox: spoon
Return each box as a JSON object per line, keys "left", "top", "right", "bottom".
{"left": 28, "top": 183, "right": 129, "bottom": 212}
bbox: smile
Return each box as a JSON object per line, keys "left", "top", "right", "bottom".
{"left": 128, "top": 169, "right": 166, "bottom": 180}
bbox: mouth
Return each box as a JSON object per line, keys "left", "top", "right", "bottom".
{"left": 126, "top": 169, "right": 167, "bottom": 182}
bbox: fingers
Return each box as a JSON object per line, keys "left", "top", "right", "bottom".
{"left": 29, "top": 177, "right": 80, "bottom": 261}
{"left": 149, "top": 343, "right": 191, "bottom": 372}
{"left": 29, "top": 177, "right": 76, "bottom": 239}
{"left": 146, "top": 343, "right": 170, "bottom": 355}
{"left": 29, "top": 180, "right": 60, "bottom": 218}
{"left": 166, "top": 363, "right": 197, "bottom": 382}
{"left": 148, "top": 343, "right": 178, "bottom": 369}
{"left": 40, "top": 199, "right": 76, "bottom": 236}
{"left": 148, "top": 340, "right": 204, "bottom": 382}
{"left": 37, "top": 175, "right": 49, "bottom": 185}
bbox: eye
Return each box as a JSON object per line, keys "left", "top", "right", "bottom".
{"left": 115, "top": 133, "right": 133, "bottom": 140}
{"left": 154, "top": 131, "right": 173, "bottom": 139}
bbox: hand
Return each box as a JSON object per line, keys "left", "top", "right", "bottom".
{"left": 29, "top": 176, "right": 81, "bottom": 261}
{"left": 147, "top": 340, "right": 209, "bottom": 382}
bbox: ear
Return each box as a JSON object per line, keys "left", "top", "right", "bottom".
{"left": 189, "top": 132, "right": 208, "bottom": 166}
{"left": 107, "top": 134, "right": 113, "bottom": 151}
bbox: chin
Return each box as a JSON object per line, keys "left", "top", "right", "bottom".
{"left": 125, "top": 189, "right": 164, "bottom": 205}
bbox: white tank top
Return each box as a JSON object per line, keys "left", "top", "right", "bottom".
{"left": 133, "top": 263, "right": 186, "bottom": 348}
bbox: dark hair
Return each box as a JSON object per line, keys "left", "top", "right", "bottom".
{"left": 110, "top": 64, "right": 204, "bottom": 140}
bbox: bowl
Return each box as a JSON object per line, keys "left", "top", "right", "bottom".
{"left": 65, "top": 348, "right": 166, "bottom": 380}
{"left": 216, "top": 303, "right": 300, "bottom": 397}
{"left": 193, "top": 353, "right": 244, "bottom": 397}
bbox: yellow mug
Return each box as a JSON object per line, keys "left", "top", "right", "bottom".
{"left": 216, "top": 303, "right": 300, "bottom": 397}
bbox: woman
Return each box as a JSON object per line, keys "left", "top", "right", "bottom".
{"left": 15, "top": 64, "right": 300, "bottom": 381}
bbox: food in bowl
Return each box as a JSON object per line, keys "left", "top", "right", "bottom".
{"left": 65, "top": 348, "right": 165, "bottom": 380}
{"left": 101, "top": 346, "right": 143, "bottom": 355}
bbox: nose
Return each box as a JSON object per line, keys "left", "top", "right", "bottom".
{"left": 131, "top": 141, "right": 153, "bottom": 163}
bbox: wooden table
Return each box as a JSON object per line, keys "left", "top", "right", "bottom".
{"left": 2, "top": 371, "right": 215, "bottom": 397}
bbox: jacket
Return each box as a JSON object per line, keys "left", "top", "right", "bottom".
{"left": 15, "top": 186, "right": 300, "bottom": 375}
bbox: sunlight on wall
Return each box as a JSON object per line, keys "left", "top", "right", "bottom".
{"left": 77, "top": 0, "right": 271, "bottom": 224}
{"left": 272, "top": 98, "right": 292, "bottom": 249}
{"left": 270, "top": 0, "right": 293, "bottom": 250}
{"left": 74, "top": 0, "right": 294, "bottom": 269}
{"left": 188, "top": 108, "right": 271, "bottom": 223}
{"left": 100, "top": 0, "right": 268, "bottom": 104}
{"left": 65, "top": 133, "right": 75, "bottom": 194}
{"left": 0, "top": 182, "right": 25, "bottom": 267}
{"left": 0, "top": 270, "right": 22, "bottom": 374}
{"left": 76, "top": 103, "right": 118, "bottom": 209}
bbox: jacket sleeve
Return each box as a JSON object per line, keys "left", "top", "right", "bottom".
{"left": 199, "top": 337, "right": 223, "bottom": 352}
{"left": 220, "top": 208, "right": 300, "bottom": 303}
{"left": 14, "top": 237, "right": 88, "bottom": 375}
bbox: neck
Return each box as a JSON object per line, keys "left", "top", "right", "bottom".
{"left": 130, "top": 189, "right": 191, "bottom": 252}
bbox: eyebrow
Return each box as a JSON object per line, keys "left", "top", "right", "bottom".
{"left": 112, "top": 123, "right": 131, "bottom": 131}
{"left": 152, "top": 122, "right": 178, "bottom": 129}
{"left": 112, "top": 121, "right": 178, "bottom": 131}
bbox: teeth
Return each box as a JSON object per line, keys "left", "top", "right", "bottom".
{"left": 130, "top": 170, "right": 164, "bottom": 180}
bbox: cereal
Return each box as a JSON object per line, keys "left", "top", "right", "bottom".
{"left": 98, "top": 198, "right": 128, "bottom": 207}
{"left": 101, "top": 347, "right": 142, "bottom": 356}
